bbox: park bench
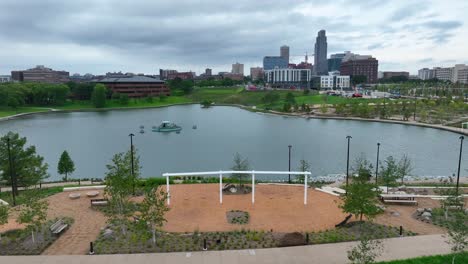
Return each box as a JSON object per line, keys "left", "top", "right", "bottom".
{"left": 90, "top": 198, "right": 109, "bottom": 206}
{"left": 50, "top": 219, "right": 68, "bottom": 235}
{"left": 380, "top": 194, "right": 418, "bottom": 205}
{"left": 383, "top": 199, "right": 418, "bottom": 205}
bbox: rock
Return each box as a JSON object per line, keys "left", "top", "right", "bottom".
{"left": 390, "top": 211, "right": 400, "bottom": 217}
{"left": 279, "top": 232, "right": 305, "bottom": 247}
{"left": 229, "top": 187, "right": 237, "bottom": 193}
{"left": 416, "top": 208, "right": 425, "bottom": 214}
{"left": 465, "top": 208, "right": 468, "bottom": 214}
{"left": 426, "top": 208, "right": 432, "bottom": 213}
{"left": 423, "top": 216, "right": 431, "bottom": 222}
{"left": 102, "top": 229, "right": 114, "bottom": 239}
{"left": 421, "top": 212, "right": 432, "bottom": 218}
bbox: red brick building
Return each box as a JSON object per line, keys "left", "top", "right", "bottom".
{"left": 340, "top": 58, "right": 379, "bottom": 83}
{"left": 166, "top": 72, "right": 195, "bottom": 80}
{"left": 96, "top": 76, "right": 169, "bottom": 98}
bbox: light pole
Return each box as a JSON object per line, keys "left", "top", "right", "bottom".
{"left": 288, "top": 145, "right": 292, "bottom": 184}
{"left": 346, "top": 136, "right": 352, "bottom": 194}
{"left": 6, "top": 137, "right": 16, "bottom": 206}
{"left": 375, "top": 143, "right": 380, "bottom": 185}
{"left": 129, "top": 133, "right": 135, "bottom": 196}
{"left": 456, "top": 136, "right": 464, "bottom": 195}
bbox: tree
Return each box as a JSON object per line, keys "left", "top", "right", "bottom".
{"left": 282, "top": 102, "right": 291, "bottom": 112}
{"left": 379, "top": 156, "right": 400, "bottom": 192}
{"left": 285, "top": 92, "right": 296, "bottom": 105}
{"left": 352, "top": 154, "right": 374, "bottom": 182}
{"left": 0, "top": 132, "right": 49, "bottom": 196}
{"left": 104, "top": 149, "right": 140, "bottom": 235}
{"left": 58, "top": 150, "right": 75, "bottom": 181}
{"left": 352, "top": 75, "right": 367, "bottom": 85}
{"left": 119, "top": 94, "right": 129, "bottom": 105}
{"left": 92, "top": 84, "right": 107, "bottom": 108}
{"left": 0, "top": 205, "right": 8, "bottom": 240}
{"left": 347, "top": 236, "right": 383, "bottom": 264}
{"left": 398, "top": 155, "right": 412, "bottom": 185}
{"left": 340, "top": 180, "right": 382, "bottom": 221}
{"left": 140, "top": 188, "right": 170, "bottom": 244}
{"left": 262, "top": 92, "right": 280, "bottom": 108}
{"left": 445, "top": 212, "right": 468, "bottom": 264}
{"left": 296, "top": 159, "right": 310, "bottom": 183}
{"left": 230, "top": 153, "right": 250, "bottom": 188}
{"left": 17, "top": 191, "right": 48, "bottom": 244}
{"left": 320, "top": 104, "right": 328, "bottom": 114}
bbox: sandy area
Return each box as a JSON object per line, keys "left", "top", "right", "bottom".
{"left": 375, "top": 198, "right": 446, "bottom": 235}
{"left": 157, "top": 184, "right": 347, "bottom": 232}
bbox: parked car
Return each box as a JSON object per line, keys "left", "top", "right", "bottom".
{"left": 352, "top": 93, "right": 363, "bottom": 98}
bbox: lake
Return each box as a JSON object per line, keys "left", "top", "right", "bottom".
{"left": 0, "top": 105, "right": 465, "bottom": 182}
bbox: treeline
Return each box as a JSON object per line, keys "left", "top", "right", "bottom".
{"left": 196, "top": 78, "right": 244, "bottom": 87}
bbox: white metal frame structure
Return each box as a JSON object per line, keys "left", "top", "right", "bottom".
{"left": 162, "top": 170, "right": 312, "bottom": 205}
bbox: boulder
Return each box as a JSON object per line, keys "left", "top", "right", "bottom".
{"left": 426, "top": 208, "right": 433, "bottom": 213}
{"left": 423, "top": 216, "right": 431, "bottom": 222}
{"left": 416, "top": 208, "right": 425, "bottom": 215}
{"left": 102, "top": 229, "right": 114, "bottom": 239}
{"left": 279, "top": 232, "right": 305, "bottom": 247}
{"left": 421, "top": 212, "right": 432, "bottom": 218}
{"left": 390, "top": 211, "right": 400, "bottom": 217}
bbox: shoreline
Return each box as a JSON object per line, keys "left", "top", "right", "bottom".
{"left": 1, "top": 102, "right": 467, "bottom": 137}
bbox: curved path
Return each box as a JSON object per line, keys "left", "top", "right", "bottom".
{"left": 0, "top": 234, "right": 451, "bottom": 263}
{"left": 41, "top": 192, "right": 107, "bottom": 255}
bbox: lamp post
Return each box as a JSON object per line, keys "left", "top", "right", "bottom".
{"left": 288, "top": 145, "right": 292, "bottom": 184}
{"left": 456, "top": 136, "right": 464, "bottom": 195}
{"left": 129, "top": 133, "right": 135, "bottom": 196}
{"left": 346, "top": 136, "right": 352, "bottom": 194}
{"left": 375, "top": 143, "right": 380, "bottom": 185}
{"left": 6, "top": 137, "right": 16, "bottom": 206}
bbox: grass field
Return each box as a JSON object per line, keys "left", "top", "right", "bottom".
{"left": 378, "top": 252, "right": 468, "bottom": 264}
{"left": 0, "top": 87, "right": 395, "bottom": 118}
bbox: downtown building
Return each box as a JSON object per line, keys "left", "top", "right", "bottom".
{"left": 264, "top": 68, "right": 312, "bottom": 89}
{"left": 314, "top": 30, "right": 328, "bottom": 75}
{"left": 231, "top": 62, "right": 244, "bottom": 75}
{"left": 95, "top": 75, "right": 169, "bottom": 98}
{"left": 280, "top": 45, "right": 290, "bottom": 63}
{"left": 418, "top": 68, "right": 435, "bottom": 80}
{"left": 0, "top": 75, "right": 11, "bottom": 83}
{"left": 328, "top": 52, "right": 347, "bottom": 72}
{"left": 11, "top": 65, "right": 69, "bottom": 83}
{"left": 382, "top": 71, "right": 410, "bottom": 79}
{"left": 418, "top": 64, "right": 468, "bottom": 83}
{"left": 250, "top": 67, "right": 263, "bottom": 81}
{"left": 320, "top": 72, "right": 350, "bottom": 90}
{"left": 339, "top": 53, "right": 379, "bottom": 84}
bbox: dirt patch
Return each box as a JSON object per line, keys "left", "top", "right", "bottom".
{"left": 278, "top": 232, "right": 305, "bottom": 247}
{"left": 162, "top": 184, "right": 347, "bottom": 232}
{"left": 375, "top": 198, "right": 445, "bottom": 235}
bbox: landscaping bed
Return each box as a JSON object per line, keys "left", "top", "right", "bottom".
{"left": 0, "top": 217, "right": 73, "bottom": 255}
{"left": 93, "top": 221, "right": 416, "bottom": 254}
{"left": 226, "top": 210, "right": 249, "bottom": 224}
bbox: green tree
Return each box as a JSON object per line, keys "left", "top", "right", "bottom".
{"left": 17, "top": 191, "right": 48, "bottom": 244}
{"left": 397, "top": 154, "right": 412, "bottom": 185}
{"left": 92, "top": 84, "right": 107, "bottom": 108}
{"left": 282, "top": 102, "right": 291, "bottom": 112}
{"left": 445, "top": 212, "right": 468, "bottom": 264}
{"left": 0, "top": 204, "right": 8, "bottom": 240}
{"left": 119, "top": 94, "right": 129, "bottom": 105}
{"left": 104, "top": 149, "right": 140, "bottom": 235}
{"left": 352, "top": 154, "right": 374, "bottom": 182}
{"left": 351, "top": 75, "right": 367, "bottom": 85}
{"left": 320, "top": 104, "right": 328, "bottom": 114}
{"left": 285, "top": 92, "right": 296, "bottom": 105}
{"left": 262, "top": 92, "right": 280, "bottom": 108}
{"left": 230, "top": 153, "right": 250, "bottom": 188}
{"left": 340, "top": 180, "right": 382, "bottom": 221}
{"left": 140, "top": 188, "right": 170, "bottom": 244}
{"left": 58, "top": 150, "right": 75, "bottom": 181}
{"left": 296, "top": 159, "right": 310, "bottom": 183}
{"left": 146, "top": 95, "right": 154, "bottom": 103}
{"left": 379, "top": 156, "right": 400, "bottom": 192}
{"left": 347, "top": 236, "right": 383, "bottom": 264}
{"left": 0, "top": 132, "right": 49, "bottom": 196}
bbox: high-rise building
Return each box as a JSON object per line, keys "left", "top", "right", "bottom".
{"left": 263, "top": 56, "right": 288, "bottom": 70}
{"left": 250, "top": 67, "right": 263, "bottom": 81}
{"left": 328, "top": 52, "right": 347, "bottom": 72}
{"left": 205, "top": 68, "right": 212, "bottom": 76}
{"left": 314, "top": 30, "right": 328, "bottom": 75}
{"left": 453, "top": 64, "right": 468, "bottom": 84}
{"left": 418, "top": 68, "right": 435, "bottom": 80}
{"left": 280, "top": 45, "right": 290, "bottom": 63}
{"left": 231, "top": 62, "right": 244, "bottom": 75}
{"left": 382, "top": 72, "right": 410, "bottom": 79}
{"left": 264, "top": 68, "right": 311, "bottom": 89}
{"left": 11, "top": 65, "right": 69, "bottom": 83}
{"left": 340, "top": 54, "right": 379, "bottom": 83}
{"left": 434, "top": 67, "right": 453, "bottom": 82}
{"left": 159, "top": 69, "right": 177, "bottom": 80}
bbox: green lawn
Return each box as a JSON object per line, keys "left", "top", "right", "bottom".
{"left": 378, "top": 252, "right": 468, "bottom": 264}
{"left": 0, "top": 107, "right": 52, "bottom": 118}
{"left": 0, "top": 186, "right": 64, "bottom": 206}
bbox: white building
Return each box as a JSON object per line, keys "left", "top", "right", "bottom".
{"left": 418, "top": 68, "right": 435, "bottom": 80}
{"left": 434, "top": 67, "right": 453, "bottom": 82}
{"left": 264, "top": 68, "right": 311, "bottom": 89}
{"left": 231, "top": 62, "right": 244, "bottom": 76}
{"left": 320, "top": 72, "right": 350, "bottom": 90}
{"left": 453, "top": 64, "right": 468, "bottom": 84}
{"left": 0, "top": 75, "right": 11, "bottom": 83}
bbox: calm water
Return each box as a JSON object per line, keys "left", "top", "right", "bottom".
{"left": 0, "top": 105, "right": 466, "bottom": 181}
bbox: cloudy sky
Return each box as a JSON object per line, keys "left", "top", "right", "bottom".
{"left": 0, "top": 0, "right": 467, "bottom": 76}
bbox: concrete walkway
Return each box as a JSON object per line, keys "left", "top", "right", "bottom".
{"left": 0, "top": 234, "right": 451, "bottom": 264}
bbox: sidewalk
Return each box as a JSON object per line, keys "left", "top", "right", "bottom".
{"left": 0, "top": 234, "right": 451, "bottom": 264}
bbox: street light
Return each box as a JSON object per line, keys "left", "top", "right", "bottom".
{"left": 129, "top": 133, "right": 135, "bottom": 196}
{"left": 375, "top": 143, "right": 380, "bottom": 185}
{"left": 6, "top": 137, "right": 16, "bottom": 206}
{"left": 288, "top": 145, "right": 292, "bottom": 184}
{"left": 456, "top": 136, "right": 464, "bottom": 195}
{"left": 346, "top": 136, "right": 352, "bottom": 194}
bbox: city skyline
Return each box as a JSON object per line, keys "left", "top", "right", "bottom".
{"left": 0, "top": 0, "right": 467, "bottom": 75}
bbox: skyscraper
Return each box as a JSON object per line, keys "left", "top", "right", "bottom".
{"left": 232, "top": 62, "right": 244, "bottom": 75}
{"left": 314, "top": 30, "right": 328, "bottom": 75}
{"left": 280, "top": 45, "right": 290, "bottom": 63}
